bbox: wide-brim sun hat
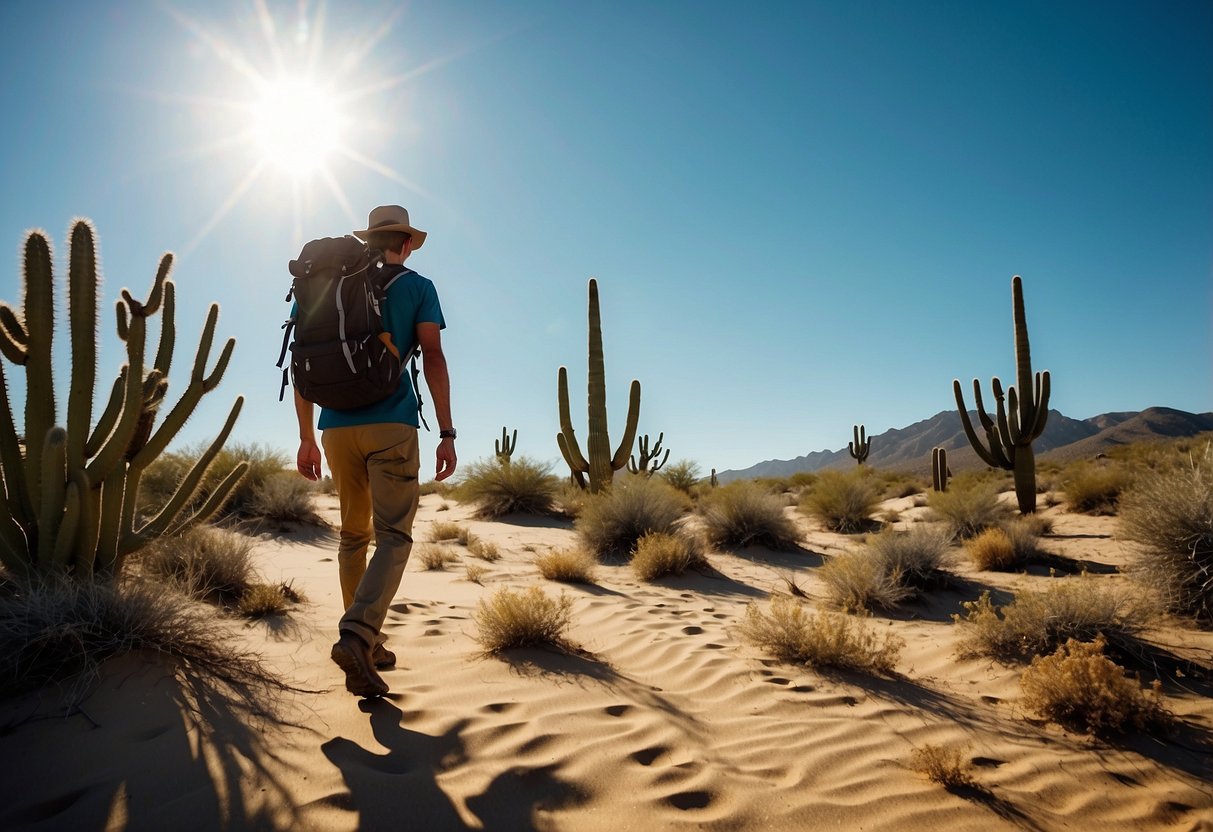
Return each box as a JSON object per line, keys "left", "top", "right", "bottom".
{"left": 353, "top": 204, "right": 427, "bottom": 250}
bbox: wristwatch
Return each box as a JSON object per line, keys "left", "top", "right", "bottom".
{"left": 439, "top": 428, "right": 457, "bottom": 440}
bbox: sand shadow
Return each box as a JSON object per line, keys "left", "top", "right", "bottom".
{"left": 945, "top": 783, "right": 1048, "bottom": 832}
{"left": 880, "top": 576, "right": 1015, "bottom": 624}
{"left": 716, "top": 542, "right": 826, "bottom": 571}
{"left": 484, "top": 512, "right": 576, "bottom": 531}
{"left": 322, "top": 698, "right": 591, "bottom": 830}
{"left": 1022, "top": 552, "right": 1118, "bottom": 575}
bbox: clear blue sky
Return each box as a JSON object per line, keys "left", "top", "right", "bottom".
{"left": 1, "top": 0, "right": 1210, "bottom": 478}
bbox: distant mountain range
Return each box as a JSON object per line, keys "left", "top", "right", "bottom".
{"left": 718, "top": 407, "right": 1213, "bottom": 483}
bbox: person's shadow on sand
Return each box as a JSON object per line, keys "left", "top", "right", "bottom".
{"left": 322, "top": 698, "right": 589, "bottom": 831}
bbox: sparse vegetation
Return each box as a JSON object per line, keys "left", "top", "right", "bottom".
{"left": 698, "top": 481, "right": 801, "bottom": 550}
{"left": 798, "top": 469, "right": 882, "bottom": 533}
{"left": 739, "top": 596, "right": 903, "bottom": 674}
{"left": 140, "top": 441, "right": 291, "bottom": 523}
{"left": 576, "top": 474, "right": 690, "bottom": 558}
{"left": 821, "top": 526, "right": 954, "bottom": 611}
{"left": 140, "top": 525, "right": 257, "bottom": 605}
{"left": 429, "top": 521, "right": 472, "bottom": 545}
{"left": 1020, "top": 637, "right": 1168, "bottom": 734}
{"left": 1063, "top": 462, "right": 1130, "bottom": 515}
{"left": 927, "top": 481, "right": 1010, "bottom": 539}
{"left": 468, "top": 538, "right": 501, "bottom": 562}
{"left": 473, "top": 587, "right": 574, "bottom": 653}
{"left": 534, "top": 548, "right": 597, "bottom": 583}
{"left": 631, "top": 532, "right": 707, "bottom": 580}
{"left": 964, "top": 527, "right": 1017, "bottom": 571}
{"left": 1118, "top": 449, "right": 1213, "bottom": 624}
{"left": 552, "top": 480, "right": 589, "bottom": 519}
{"left": 416, "top": 544, "right": 461, "bottom": 571}
{"left": 456, "top": 456, "right": 559, "bottom": 518}
{"left": 246, "top": 472, "right": 325, "bottom": 525}
{"left": 420, "top": 480, "right": 453, "bottom": 497}
{"left": 464, "top": 564, "right": 488, "bottom": 584}
{"left": 909, "top": 744, "right": 977, "bottom": 789}
{"left": 955, "top": 581, "right": 1150, "bottom": 662}
{"left": 235, "top": 582, "right": 294, "bottom": 618}
{"left": 661, "top": 459, "right": 702, "bottom": 494}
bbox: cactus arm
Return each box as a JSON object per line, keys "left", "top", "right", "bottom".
{"left": 0, "top": 512, "right": 28, "bottom": 576}
{"left": 557, "top": 432, "right": 587, "bottom": 483}
{"left": 1028, "top": 371, "right": 1050, "bottom": 440}
{"left": 585, "top": 279, "right": 613, "bottom": 491}
{"left": 1006, "top": 386, "right": 1024, "bottom": 445}
{"left": 163, "top": 461, "right": 249, "bottom": 540}
{"left": 70, "top": 468, "right": 98, "bottom": 577}
{"left": 85, "top": 373, "right": 126, "bottom": 459}
{"left": 0, "top": 362, "right": 33, "bottom": 530}
{"left": 1011, "top": 275, "right": 1034, "bottom": 436}
{"left": 66, "top": 221, "right": 99, "bottom": 477}
{"left": 23, "top": 232, "right": 57, "bottom": 517}
{"left": 610, "top": 379, "right": 641, "bottom": 472}
{"left": 954, "top": 379, "right": 1005, "bottom": 469}
{"left": 50, "top": 480, "right": 82, "bottom": 570}
{"left": 153, "top": 278, "right": 175, "bottom": 377}
{"left": 85, "top": 313, "right": 147, "bottom": 482}
{"left": 94, "top": 466, "right": 127, "bottom": 573}
{"left": 557, "top": 366, "right": 589, "bottom": 474}
{"left": 651, "top": 447, "right": 670, "bottom": 473}
{"left": 36, "top": 428, "right": 68, "bottom": 566}
{"left": 0, "top": 303, "right": 28, "bottom": 364}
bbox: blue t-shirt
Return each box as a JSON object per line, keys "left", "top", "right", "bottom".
{"left": 316, "top": 268, "right": 445, "bottom": 430}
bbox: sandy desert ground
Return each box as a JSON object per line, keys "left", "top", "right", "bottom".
{"left": 2, "top": 489, "right": 1211, "bottom": 831}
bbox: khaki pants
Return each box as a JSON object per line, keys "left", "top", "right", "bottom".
{"left": 321, "top": 423, "right": 420, "bottom": 647}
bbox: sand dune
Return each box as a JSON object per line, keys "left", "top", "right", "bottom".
{"left": 2, "top": 492, "right": 1211, "bottom": 831}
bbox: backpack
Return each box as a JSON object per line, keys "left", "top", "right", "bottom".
{"left": 277, "top": 235, "right": 418, "bottom": 412}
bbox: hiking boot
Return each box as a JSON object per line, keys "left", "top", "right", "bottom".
{"left": 331, "top": 632, "right": 389, "bottom": 698}
{"left": 372, "top": 642, "right": 396, "bottom": 669}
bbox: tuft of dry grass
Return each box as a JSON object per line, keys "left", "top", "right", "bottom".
{"left": 1020, "top": 637, "right": 1169, "bottom": 733}
{"left": 965, "top": 527, "right": 1017, "bottom": 571}
{"left": 428, "top": 521, "right": 473, "bottom": 545}
{"left": 140, "top": 525, "right": 257, "bottom": 605}
{"left": 552, "top": 481, "right": 589, "bottom": 519}
{"left": 473, "top": 586, "right": 574, "bottom": 653}
{"left": 1117, "top": 449, "right": 1213, "bottom": 624}
{"left": 660, "top": 459, "right": 702, "bottom": 494}
{"left": 955, "top": 580, "right": 1150, "bottom": 662}
{"left": 798, "top": 470, "right": 882, "bottom": 533}
{"left": 909, "top": 744, "right": 977, "bottom": 789}
{"left": 464, "top": 564, "right": 488, "bottom": 584}
{"left": 927, "top": 482, "right": 1010, "bottom": 539}
{"left": 456, "top": 457, "right": 560, "bottom": 518}
{"left": 419, "top": 480, "right": 452, "bottom": 497}
{"left": 576, "top": 475, "right": 690, "bottom": 558}
{"left": 0, "top": 575, "right": 295, "bottom": 714}
{"left": 1063, "top": 462, "right": 1130, "bottom": 515}
{"left": 739, "top": 596, "right": 903, "bottom": 674}
{"left": 631, "top": 532, "right": 707, "bottom": 581}
{"left": 416, "top": 543, "right": 461, "bottom": 571}
{"left": 534, "top": 548, "right": 598, "bottom": 583}
{"left": 467, "top": 538, "right": 501, "bottom": 562}
{"left": 821, "top": 526, "right": 953, "bottom": 611}
{"left": 246, "top": 472, "right": 325, "bottom": 525}
{"left": 235, "top": 583, "right": 293, "bottom": 618}
{"left": 698, "top": 481, "right": 801, "bottom": 550}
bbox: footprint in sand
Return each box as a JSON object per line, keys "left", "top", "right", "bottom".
{"left": 604, "top": 704, "right": 632, "bottom": 717}
{"left": 631, "top": 745, "right": 668, "bottom": 766}
{"left": 666, "top": 790, "right": 714, "bottom": 810}
{"left": 681, "top": 626, "right": 704, "bottom": 635}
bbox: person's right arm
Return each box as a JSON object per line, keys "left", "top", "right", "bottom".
{"left": 294, "top": 387, "right": 322, "bottom": 481}
{"left": 416, "top": 321, "right": 456, "bottom": 480}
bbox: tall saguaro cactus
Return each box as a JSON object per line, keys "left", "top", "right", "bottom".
{"left": 628, "top": 432, "right": 670, "bottom": 476}
{"left": 848, "top": 424, "right": 871, "bottom": 465}
{"left": 953, "top": 275, "right": 1050, "bottom": 514}
{"left": 556, "top": 278, "right": 641, "bottom": 492}
{"left": 931, "top": 447, "right": 948, "bottom": 492}
{"left": 0, "top": 220, "right": 246, "bottom": 580}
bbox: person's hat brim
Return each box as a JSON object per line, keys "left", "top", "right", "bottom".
{"left": 353, "top": 223, "right": 426, "bottom": 250}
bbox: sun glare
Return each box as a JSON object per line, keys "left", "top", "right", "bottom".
{"left": 250, "top": 77, "right": 344, "bottom": 175}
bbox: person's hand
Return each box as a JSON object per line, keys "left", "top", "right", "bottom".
{"left": 297, "top": 439, "right": 322, "bottom": 481}
{"left": 435, "top": 437, "right": 457, "bottom": 481}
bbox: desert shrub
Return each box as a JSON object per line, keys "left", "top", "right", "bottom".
{"left": 631, "top": 532, "right": 707, "bottom": 580}
{"left": 467, "top": 538, "right": 501, "bottom": 562}
{"left": 534, "top": 548, "right": 597, "bottom": 583}
{"left": 0, "top": 575, "right": 292, "bottom": 712}
{"left": 798, "top": 469, "right": 882, "bottom": 533}
{"left": 419, "top": 480, "right": 452, "bottom": 497}
{"left": 457, "top": 456, "right": 559, "bottom": 518}
{"left": 464, "top": 564, "right": 488, "bottom": 584}
{"left": 819, "top": 550, "right": 911, "bottom": 612}
{"left": 1020, "top": 637, "right": 1168, "bottom": 733}
{"left": 739, "top": 596, "right": 903, "bottom": 674}
{"left": 698, "top": 481, "right": 801, "bottom": 550}
{"left": 552, "top": 480, "right": 589, "bottom": 519}
{"left": 140, "top": 525, "right": 257, "bottom": 604}
{"left": 909, "top": 744, "right": 976, "bottom": 789}
{"left": 1063, "top": 462, "right": 1130, "bottom": 515}
{"left": 429, "top": 521, "right": 471, "bottom": 544}
{"left": 416, "top": 544, "right": 460, "bottom": 570}
{"left": 955, "top": 581, "right": 1149, "bottom": 662}
{"left": 1118, "top": 452, "right": 1213, "bottom": 623}
{"left": 246, "top": 472, "right": 324, "bottom": 524}
{"left": 867, "top": 525, "right": 953, "bottom": 588}
{"left": 235, "top": 583, "right": 293, "bottom": 618}
{"left": 139, "top": 441, "right": 292, "bottom": 522}
{"left": 1015, "top": 513, "right": 1054, "bottom": 537}
{"left": 927, "top": 482, "right": 1010, "bottom": 539}
{"left": 965, "top": 527, "right": 1017, "bottom": 571}
{"left": 661, "top": 459, "right": 702, "bottom": 494}
{"left": 473, "top": 586, "right": 574, "bottom": 653}
{"left": 576, "top": 475, "right": 690, "bottom": 558}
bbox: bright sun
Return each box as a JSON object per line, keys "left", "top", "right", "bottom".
{"left": 249, "top": 77, "right": 344, "bottom": 175}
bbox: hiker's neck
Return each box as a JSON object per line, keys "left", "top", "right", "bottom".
{"left": 383, "top": 242, "right": 411, "bottom": 266}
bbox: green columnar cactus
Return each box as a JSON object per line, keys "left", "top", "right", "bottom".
{"left": 556, "top": 278, "right": 641, "bottom": 492}
{"left": 953, "top": 275, "right": 1050, "bottom": 514}
{"left": 931, "top": 447, "right": 948, "bottom": 492}
{"left": 628, "top": 432, "right": 670, "bottom": 476}
{"left": 495, "top": 426, "right": 517, "bottom": 465}
{"left": 710, "top": 468, "right": 719, "bottom": 488}
{"left": 848, "top": 424, "right": 871, "bottom": 465}
{"left": 0, "top": 220, "right": 247, "bottom": 580}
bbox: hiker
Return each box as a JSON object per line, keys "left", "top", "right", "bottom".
{"left": 292, "top": 204, "right": 457, "bottom": 697}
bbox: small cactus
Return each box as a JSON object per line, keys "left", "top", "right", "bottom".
{"left": 848, "top": 424, "right": 871, "bottom": 465}
{"left": 628, "top": 432, "right": 670, "bottom": 476}
{"left": 495, "top": 426, "right": 517, "bottom": 465}
{"left": 555, "top": 278, "right": 640, "bottom": 492}
{"left": 931, "top": 447, "right": 949, "bottom": 492}
{"left": 710, "top": 468, "right": 719, "bottom": 488}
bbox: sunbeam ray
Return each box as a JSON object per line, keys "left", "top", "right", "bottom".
{"left": 335, "top": 146, "right": 431, "bottom": 199}
{"left": 158, "top": 1, "right": 267, "bottom": 87}
{"left": 182, "top": 161, "right": 266, "bottom": 257}
{"left": 318, "top": 165, "right": 360, "bottom": 230}
{"left": 253, "top": 0, "right": 287, "bottom": 77}
{"left": 335, "top": 5, "right": 407, "bottom": 77}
